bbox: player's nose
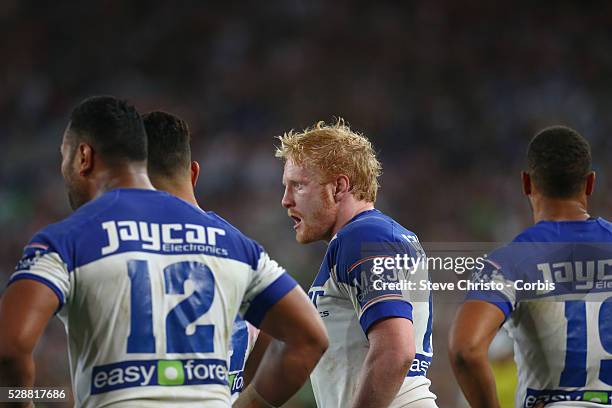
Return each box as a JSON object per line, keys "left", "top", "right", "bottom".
{"left": 281, "top": 188, "right": 294, "bottom": 208}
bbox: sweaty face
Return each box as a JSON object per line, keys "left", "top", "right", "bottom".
{"left": 281, "top": 160, "right": 337, "bottom": 243}
{"left": 60, "top": 129, "right": 89, "bottom": 210}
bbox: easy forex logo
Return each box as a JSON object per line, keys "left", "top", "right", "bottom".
{"left": 525, "top": 389, "right": 611, "bottom": 407}
{"left": 91, "top": 358, "right": 227, "bottom": 394}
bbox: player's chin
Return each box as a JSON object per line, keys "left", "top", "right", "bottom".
{"left": 295, "top": 229, "right": 317, "bottom": 244}
{"left": 295, "top": 233, "right": 309, "bottom": 244}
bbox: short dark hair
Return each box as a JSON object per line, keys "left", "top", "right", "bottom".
{"left": 527, "top": 126, "right": 592, "bottom": 198}
{"left": 142, "top": 111, "right": 191, "bottom": 177}
{"left": 68, "top": 95, "right": 147, "bottom": 163}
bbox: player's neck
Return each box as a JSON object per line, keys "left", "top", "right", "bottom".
{"left": 330, "top": 199, "right": 375, "bottom": 239}
{"left": 94, "top": 164, "right": 155, "bottom": 194}
{"left": 151, "top": 177, "right": 200, "bottom": 208}
{"left": 531, "top": 196, "right": 590, "bottom": 223}
{"left": 169, "top": 186, "right": 200, "bottom": 208}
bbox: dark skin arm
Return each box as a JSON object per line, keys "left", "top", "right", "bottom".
{"left": 240, "top": 313, "right": 416, "bottom": 408}
{"left": 235, "top": 286, "right": 328, "bottom": 408}
{"left": 448, "top": 300, "right": 505, "bottom": 408}
{"left": 0, "top": 280, "right": 59, "bottom": 407}
{"left": 242, "top": 331, "right": 272, "bottom": 387}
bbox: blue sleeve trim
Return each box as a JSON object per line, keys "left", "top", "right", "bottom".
{"left": 8, "top": 273, "right": 65, "bottom": 314}
{"left": 465, "top": 291, "right": 513, "bottom": 320}
{"left": 244, "top": 273, "right": 298, "bottom": 327}
{"left": 359, "top": 299, "right": 413, "bottom": 334}
{"left": 494, "top": 301, "right": 512, "bottom": 318}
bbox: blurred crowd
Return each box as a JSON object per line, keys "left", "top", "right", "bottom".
{"left": 2, "top": 1, "right": 612, "bottom": 406}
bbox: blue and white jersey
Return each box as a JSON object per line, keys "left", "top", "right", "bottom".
{"left": 467, "top": 218, "right": 612, "bottom": 407}
{"left": 308, "top": 209, "right": 436, "bottom": 408}
{"left": 8, "top": 189, "right": 296, "bottom": 408}
{"left": 228, "top": 318, "right": 259, "bottom": 403}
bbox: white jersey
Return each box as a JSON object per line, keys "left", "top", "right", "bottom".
{"left": 307, "top": 209, "right": 436, "bottom": 407}
{"left": 9, "top": 189, "right": 296, "bottom": 407}
{"left": 467, "top": 218, "right": 612, "bottom": 407}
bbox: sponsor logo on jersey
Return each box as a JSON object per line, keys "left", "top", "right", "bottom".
{"left": 101, "top": 221, "right": 228, "bottom": 256}
{"left": 228, "top": 371, "right": 245, "bottom": 395}
{"left": 91, "top": 358, "right": 227, "bottom": 394}
{"left": 537, "top": 259, "right": 612, "bottom": 293}
{"left": 407, "top": 353, "right": 431, "bottom": 377}
{"left": 525, "top": 388, "right": 611, "bottom": 407}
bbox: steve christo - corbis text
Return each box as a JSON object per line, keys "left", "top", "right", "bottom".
{"left": 372, "top": 278, "right": 555, "bottom": 292}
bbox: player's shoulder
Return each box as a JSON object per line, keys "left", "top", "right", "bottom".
{"left": 24, "top": 190, "right": 126, "bottom": 270}
{"left": 331, "top": 209, "right": 419, "bottom": 271}
{"left": 37, "top": 189, "right": 176, "bottom": 236}
{"left": 518, "top": 217, "right": 612, "bottom": 240}
{"left": 485, "top": 229, "right": 543, "bottom": 274}
{"left": 203, "top": 211, "right": 264, "bottom": 268}
{"left": 56, "top": 188, "right": 245, "bottom": 232}
{"left": 204, "top": 211, "right": 253, "bottom": 239}
{"left": 204, "top": 211, "right": 259, "bottom": 246}
{"left": 486, "top": 217, "right": 612, "bottom": 275}
{"left": 31, "top": 189, "right": 264, "bottom": 270}
{"left": 336, "top": 209, "right": 416, "bottom": 244}
{"left": 36, "top": 189, "right": 117, "bottom": 235}
{"left": 510, "top": 221, "right": 562, "bottom": 243}
{"left": 594, "top": 217, "right": 612, "bottom": 234}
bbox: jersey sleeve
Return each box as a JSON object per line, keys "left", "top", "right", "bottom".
{"left": 334, "top": 227, "right": 418, "bottom": 335}
{"left": 465, "top": 256, "right": 517, "bottom": 320}
{"left": 8, "top": 232, "right": 71, "bottom": 312}
{"left": 240, "top": 246, "right": 298, "bottom": 327}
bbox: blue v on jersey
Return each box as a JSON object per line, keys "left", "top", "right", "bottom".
{"left": 467, "top": 218, "right": 612, "bottom": 407}
{"left": 228, "top": 317, "right": 259, "bottom": 402}
{"left": 8, "top": 189, "right": 296, "bottom": 408}
{"left": 308, "top": 209, "right": 436, "bottom": 407}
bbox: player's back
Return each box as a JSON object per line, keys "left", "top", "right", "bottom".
{"left": 478, "top": 218, "right": 612, "bottom": 407}
{"left": 10, "top": 189, "right": 287, "bottom": 407}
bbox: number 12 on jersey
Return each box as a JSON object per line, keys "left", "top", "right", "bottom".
{"left": 126, "top": 260, "right": 216, "bottom": 354}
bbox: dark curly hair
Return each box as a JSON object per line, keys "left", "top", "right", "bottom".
{"left": 68, "top": 95, "right": 147, "bottom": 163}
{"left": 142, "top": 110, "right": 191, "bottom": 178}
{"left": 527, "top": 126, "right": 592, "bottom": 198}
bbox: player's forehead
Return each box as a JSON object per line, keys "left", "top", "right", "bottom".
{"left": 282, "top": 159, "right": 320, "bottom": 183}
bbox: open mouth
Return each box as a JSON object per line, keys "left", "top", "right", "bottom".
{"left": 290, "top": 215, "right": 302, "bottom": 229}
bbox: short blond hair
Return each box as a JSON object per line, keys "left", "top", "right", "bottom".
{"left": 275, "top": 119, "right": 382, "bottom": 202}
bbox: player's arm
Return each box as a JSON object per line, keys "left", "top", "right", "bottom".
{"left": 0, "top": 236, "right": 69, "bottom": 396}
{"left": 234, "top": 286, "right": 328, "bottom": 408}
{"left": 242, "top": 331, "right": 271, "bottom": 387}
{"left": 448, "top": 300, "right": 505, "bottom": 408}
{"left": 334, "top": 236, "right": 416, "bottom": 408}
{"left": 336, "top": 232, "right": 420, "bottom": 408}
{"left": 350, "top": 317, "right": 415, "bottom": 408}
{"left": 0, "top": 280, "right": 58, "bottom": 407}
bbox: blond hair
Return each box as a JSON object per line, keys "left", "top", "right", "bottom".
{"left": 275, "top": 119, "right": 382, "bottom": 202}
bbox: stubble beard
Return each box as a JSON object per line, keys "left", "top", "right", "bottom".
{"left": 296, "top": 189, "right": 336, "bottom": 244}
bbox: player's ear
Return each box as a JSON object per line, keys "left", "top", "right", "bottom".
{"left": 334, "top": 174, "right": 350, "bottom": 202}
{"left": 191, "top": 161, "right": 200, "bottom": 188}
{"left": 521, "top": 171, "right": 531, "bottom": 196}
{"left": 585, "top": 171, "right": 595, "bottom": 196}
{"left": 78, "top": 142, "right": 94, "bottom": 177}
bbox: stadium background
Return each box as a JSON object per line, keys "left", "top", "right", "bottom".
{"left": 1, "top": 1, "right": 612, "bottom": 406}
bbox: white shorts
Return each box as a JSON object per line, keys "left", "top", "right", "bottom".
{"left": 390, "top": 378, "right": 438, "bottom": 408}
